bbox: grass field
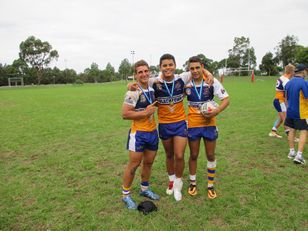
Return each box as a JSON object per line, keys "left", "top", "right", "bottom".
{"left": 0, "top": 77, "right": 307, "bottom": 230}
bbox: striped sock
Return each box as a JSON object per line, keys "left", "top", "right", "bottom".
{"left": 122, "top": 185, "right": 130, "bottom": 197}
{"left": 207, "top": 160, "right": 217, "bottom": 188}
{"left": 140, "top": 181, "right": 149, "bottom": 191}
{"left": 189, "top": 175, "right": 196, "bottom": 185}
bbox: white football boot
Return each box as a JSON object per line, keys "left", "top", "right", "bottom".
{"left": 173, "top": 178, "right": 183, "bottom": 201}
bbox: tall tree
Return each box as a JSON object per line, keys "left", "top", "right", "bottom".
{"left": 84, "top": 62, "right": 100, "bottom": 83}
{"left": 105, "top": 62, "right": 116, "bottom": 81}
{"left": 118, "top": 58, "right": 132, "bottom": 81}
{"left": 295, "top": 46, "right": 308, "bottom": 66}
{"left": 275, "top": 35, "right": 298, "bottom": 67}
{"left": 19, "top": 36, "right": 59, "bottom": 84}
{"left": 259, "top": 52, "right": 278, "bottom": 76}
{"left": 227, "top": 36, "right": 256, "bottom": 75}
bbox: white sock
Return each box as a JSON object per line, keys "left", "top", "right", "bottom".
{"left": 168, "top": 174, "right": 176, "bottom": 182}
{"left": 290, "top": 148, "right": 295, "bottom": 154}
{"left": 207, "top": 160, "right": 217, "bottom": 168}
{"left": 296, "top": 151, "right": 302, "bottom": 158}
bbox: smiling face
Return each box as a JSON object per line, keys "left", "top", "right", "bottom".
{"left": 189, "top": 61, "right": 203, "bottom": 81}
{"left": 135, "top": 65, "right": 150, "bottom": 85}
{"left": 160, "top": 59, "right": 176, "bottom": 79}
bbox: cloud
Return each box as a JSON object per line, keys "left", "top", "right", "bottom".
{"left": 1, "top": 0, "right": 307, "bottom": 72}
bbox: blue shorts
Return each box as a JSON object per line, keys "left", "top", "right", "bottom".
{"left": 127, "top": 129, "right": 159, "bottom": 152}
{"left": 273, "top": 99, "right": 286, "bottom": 112}
{"left": 285, "top": 118, "right": 308, "bottom": 130}
{"left": 188, "top": 126, "right": 218, "bottom": 141}
{"left": 158, "top": 120, "right": 187, "bottom": 140}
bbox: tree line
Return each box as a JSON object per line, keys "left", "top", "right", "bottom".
{"left": 1, "top": 35, "right": 307, "bottom": 86}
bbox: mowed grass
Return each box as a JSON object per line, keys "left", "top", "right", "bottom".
{"left": 0, "top": 77, "right": 307, "bottom": 230}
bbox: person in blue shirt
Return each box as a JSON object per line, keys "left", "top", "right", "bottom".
{"left": 284, "top": 64, "right": 308, "bottom": 164}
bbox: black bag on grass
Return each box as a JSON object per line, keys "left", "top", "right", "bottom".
{"left": 137, "top": 201, "right": 157, "bottom": 215}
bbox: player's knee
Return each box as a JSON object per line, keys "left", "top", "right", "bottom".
{"left": 175, "top": 154, "right": 184, "bottom": 161}
{"left": 143, "top": 160, "right": 154, "bottom": 168}
{"left": 190, "top": 153, "right": 199, "bottom": 161}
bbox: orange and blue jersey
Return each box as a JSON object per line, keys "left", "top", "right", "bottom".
{"left": 149, "top": 73, "right": 190, "bottom": 124}
{"left": 275, "top": 75, "right": 289, "bottom": 103}
{"left": 123, "top": 88, "right": 156, "bottom": 132}
{"left": 285, "top": 76, "right": 308, "bottom": 119}
{"left": 185, "top": 77, "right": 229, "bottom": 128}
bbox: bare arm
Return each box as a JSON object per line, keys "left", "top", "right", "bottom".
{"left": 127, "top": 82, "right": 139, "bottom": 91}
{"left": 202, "top": 68, "right": 214, "bottom": 85}
{"left": 122, "top": 101, "right": 157, "bottom": 120}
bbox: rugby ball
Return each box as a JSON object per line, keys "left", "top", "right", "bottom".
{"left": 200, "top": 101, "right": 218, "bottom": 114}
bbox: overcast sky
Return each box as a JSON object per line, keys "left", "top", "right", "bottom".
{"left": 1, "top": 0, "right": 307, "bottom": 73}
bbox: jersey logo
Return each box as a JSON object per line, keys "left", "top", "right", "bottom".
{"left": 156, "top": 83, "right": 163, "bottom": 90}
{"left": 186, "top": 88, "right": 191, "bottom": 95}
{"left": 203, "top": 87, "right": 210, "bottom": 96}
{"left": 125, "top": 96, "right": 134, "bottom": 104}
{"left": 175, "top": 82, "right": 182, "bottom": 90}
{"left": 140, "top": 95, "right": 146, "bottom": 103}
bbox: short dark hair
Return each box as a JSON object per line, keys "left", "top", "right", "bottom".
{"left": 159, "top": 54, "right": 176, "bottom": 66}
{"left": 134, "top": 60, "right": 149, "bottom": 74}
{"left": 188, "top": 56, "right": 202, "bottom": 64}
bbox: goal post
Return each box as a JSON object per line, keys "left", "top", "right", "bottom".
{"left": 8, "top": 77, "right": 24, "bottom": 87}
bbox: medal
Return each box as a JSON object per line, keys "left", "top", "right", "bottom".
{"left": 169, "top": 106, "right": 174, "bottom": 113}
{"left": 163, "top": 79, "right": 175, "bottom": 106}
{"left": 192, "top": 79, "right": 204, "bottom": 101}
{"left": 137, "top": 83, "right": 153, "bottom": 104}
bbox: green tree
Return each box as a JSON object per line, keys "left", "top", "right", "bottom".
{"left": 259, "top": 52, "right": 279, "bottom": 76}
{"left": 118, "top": 58, "right": 132, "bottom": 81}
{"left": 84, "top": 62, "right": 100, "bottom": 83}
{"left": 19, "top": 36, "right": 59, "bottom": 84}
{"left": 105, "top": 62, "right": 116, "bottom": 81}
{"left": 100, "top": 63, "right": 116, "bottom": 82}
{"left": 295, "top": 46, "right": 308, "bottom": 66}
{"left": 227, "top": 36, "right": 256, "bottom": 75}
{"left": 275, "top": 35, "right": 298, "bottom": 67}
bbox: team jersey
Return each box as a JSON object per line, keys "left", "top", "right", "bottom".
{"left": 185, "top": 77, "right": 229, "bottom": 128}
{"left": 275, "top": 75, "right": 289, "bottom": 102}
{"left": 285, "top": 76, "right": 308, "bottom": 119}
{"left": 123, "top": 87, "right": 156, "bottom": 132}
{"left": 149, "top": 72, "right": 190, "bottom": 124}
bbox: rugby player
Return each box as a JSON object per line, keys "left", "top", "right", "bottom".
{"left": 185, "top": 56, "right": 229, "bottom": 199}
{"left": 121, "top": 60, "right": 160, "bottom": 209}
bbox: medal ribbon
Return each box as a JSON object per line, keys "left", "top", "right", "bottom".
{"left": 163, "top": 79, "right": 175, "bottom": 103}
{"left": 192, "top": 79, "right": 203, "bottom": 101}
{"left": 138, "top": 83, "right": 153, "bottom": 104}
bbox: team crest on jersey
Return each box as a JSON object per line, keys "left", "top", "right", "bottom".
{"left": 125, "top": 96, "right": 134, "bottom": 105}
{"left": 221, "top": 89, "right": 225, "bottom": 94}
{"left": 186, "top": 88, "right": 191, "bottom": 95}
{"left": 156, "top": 83, "right": 163, "bottom": 90}
{"left": 140, "top": 95, "right": 146, "bottom": 103}
{"left": 175, "top": 82, "right": 181, "bottom": 90}
{"left": 203, "top": 87, "right": 210, "bottom": 96}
